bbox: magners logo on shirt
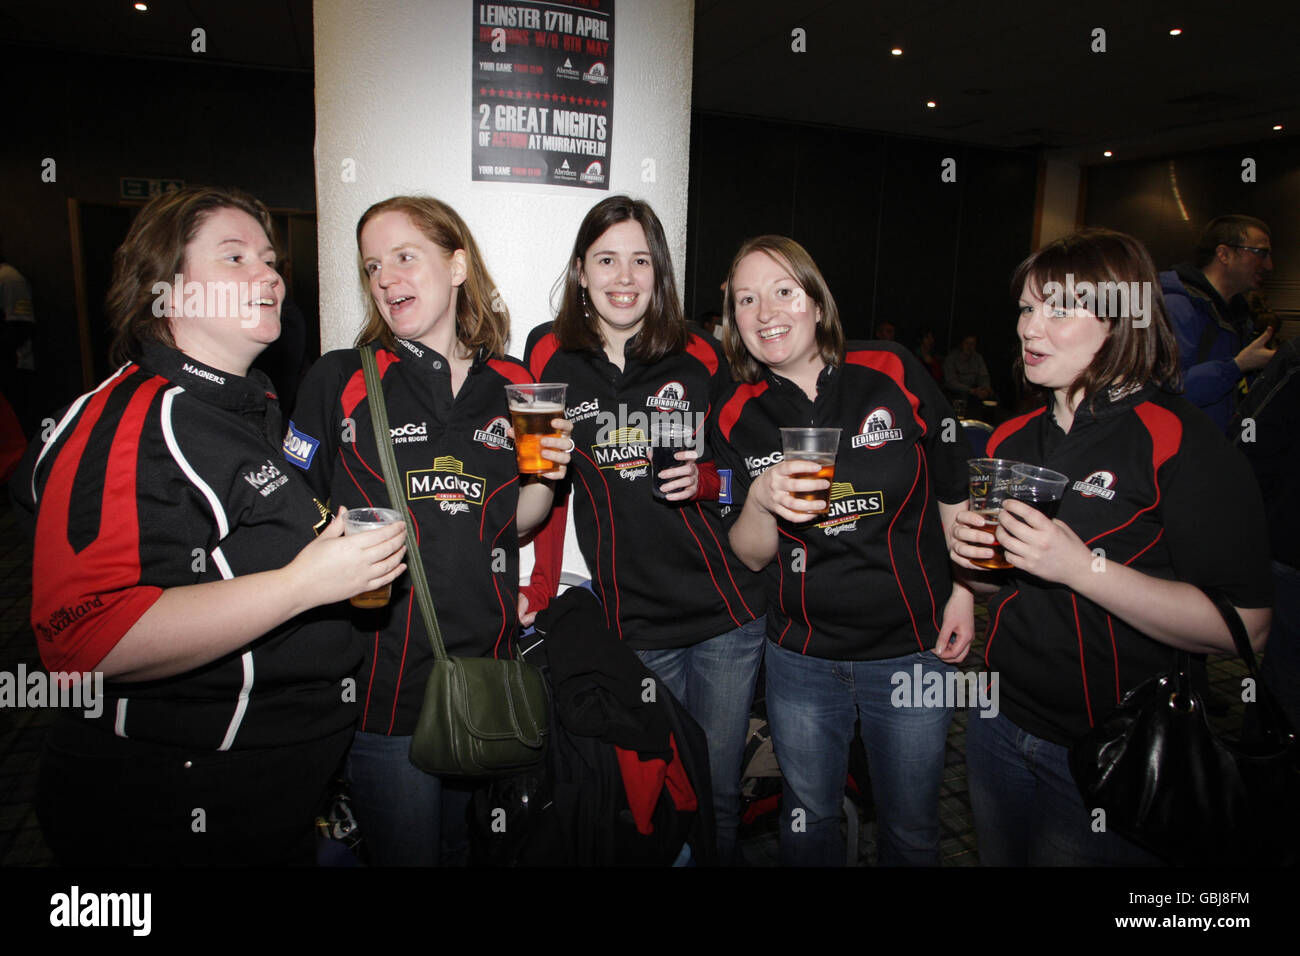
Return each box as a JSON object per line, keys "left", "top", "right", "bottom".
{"left": 816, "top": 482, "right": 884, "bottom": 536}
{"left": 407, "top": 456, "right": 486, "bottom": 514}
{"left": 593, "top": 427, "right": 650, "bottom": 481}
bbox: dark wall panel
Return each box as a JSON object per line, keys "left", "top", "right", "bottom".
{"left": 686, "top": 113, "right": 1039, "bottom": 405}
{"left": 1085, "top": 135, "right": 1300, "bottom": 307}
{"left": 0, "top": 45, "right": 316, "bottom": 417}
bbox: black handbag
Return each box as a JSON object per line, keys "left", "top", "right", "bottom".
{"left": 1068, "top": 591, "right": 1299, "bottom": 865}
{"left": 359, "top": 347, "right": 549, "bottom": 778}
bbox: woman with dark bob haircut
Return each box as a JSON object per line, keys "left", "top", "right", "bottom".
{"left": 522, "top": 195, "right": 765, "bottom": 862}
{"left": 715, "top": 235, "right": 974, "bottom": 866}
{"left": 13, "top": 186, "right": 407, "bottom": 865}
{"left": 949, "top": 228, "right": 1273, "bottom": 865}
{"left": 290, "top": 195, "right": 570, "bottom": 865}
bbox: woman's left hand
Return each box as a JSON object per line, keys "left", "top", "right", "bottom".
{"left": 934, "top": 582, "right": 975, "bottom": 663}
{"left": 997, "top": 499, "right": 1091, "bottom": 588}
{"left": 658, "top": 449, "right": 700, "bottom": 501}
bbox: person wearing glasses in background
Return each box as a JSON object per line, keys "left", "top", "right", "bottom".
{"left": 1159, "top": 215, "right": 1276, "bottom": 434}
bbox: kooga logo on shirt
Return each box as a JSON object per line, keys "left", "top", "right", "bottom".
{"left": 243, "top": 458, "right": 288, "bottom": 497}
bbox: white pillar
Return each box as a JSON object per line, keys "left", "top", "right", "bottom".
{"left": 314, "top": 0, "right": 694, "bottom": 355}
{"left": 314, "top": 0, "right": 695, "bottom": 583}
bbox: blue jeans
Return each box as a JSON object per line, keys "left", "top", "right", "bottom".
{"left": 764, "top": 641, "right": 954, "bottom": 866}
{"left": 346, "top": 731, "right": 472, "bottom": 866}
{"left": 965, "top": 710, "right": 1162, "bottom": 866}
{"left": 636, "top": 615, "right": 766, "bottom": 862}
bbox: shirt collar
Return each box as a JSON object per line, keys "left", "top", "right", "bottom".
{"left": 1063, "top": 381, "right": 1159, "bottom": 428}
{"left": 139, "top": 342, "right": 276, "bottom": 411}
{"left": 389, "top": 338, "right": 490, "bottom": 375}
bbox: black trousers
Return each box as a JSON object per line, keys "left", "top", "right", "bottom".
{"left": 37, "top": 719, "right": 351, "bottom": 866}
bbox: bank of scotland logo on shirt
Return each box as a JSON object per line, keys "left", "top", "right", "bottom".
{"left": 851, "top": 408, "right": 904, "bottom": 449}
{"left": 407, "top": 456, "right": 486, "bottom": 514}
{"left": 283, "top": 421, "right": 319, "bottom": 470}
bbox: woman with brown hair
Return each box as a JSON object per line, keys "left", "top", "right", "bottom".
{"left": 289, "top": 196, "right": 571, "bottom": 865}
{"left": 522, "top": 195, "right": 765, "bottom": 862}
{"left": 13, "top": 185, "right": 408, "bottom": 865}
{"left": 949, "top": 228, "right": 1272, "bottom": 865}
{"left": 714, "top": 235, "right": 974, "bottom": 866}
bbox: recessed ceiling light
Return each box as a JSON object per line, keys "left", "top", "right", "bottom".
{"left": 891, "top": 48, "right": 903, "bottom": 56}
{"left": 925, "top": 100, "right": 936, "bottom": 109}
{"left": 1103, "top": 150, "right": 1113, "bottom": 157}
{"left": 134, "top": 2, "right": 148, "bottom": 10}
{"left": 1273, "top": 124, "right": 1284, "bottom": 131}
{"left": 1168, "top": 28, "right": 1182, "bottom": 36}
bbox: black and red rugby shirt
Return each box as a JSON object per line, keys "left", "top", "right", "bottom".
{"left": 983, "top": 384, "right": 1272, "bottom": 746}
{"left": 12, "top": 342, "right": 358, "bottom": 750}
{"left": 288, "top": 338, "right": 531, "bottom": 735}
{"left": 713, "top": 342, "right": 968, "bottom": 660}
{"left": 522, "top": 323, "right": 763, "bottom": 649}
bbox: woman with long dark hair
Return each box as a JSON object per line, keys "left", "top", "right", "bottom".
{"left": 522, "top": 195, "right": 765, "bottom": 861}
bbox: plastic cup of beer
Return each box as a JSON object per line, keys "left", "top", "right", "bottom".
{"left": 1006, "top": 463, "right": 1069, "bottom": 519}
{"left": 650, "top": 418, "right": 694, "bottom": 500}
{"left": 505, "top": 383, "right": 567, "bottom": 474}
{"left": 967, "top": 458, "right": 1025, "bottom": 570}
{"left": 779, "top": 427, "right": 841, "bottom": 509}
{"left": 342, "top": 507, "right": 403, "bottom": 608}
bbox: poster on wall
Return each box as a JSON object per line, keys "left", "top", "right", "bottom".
{"left": 471, "top": 0, "right": 613, "bottom": 189}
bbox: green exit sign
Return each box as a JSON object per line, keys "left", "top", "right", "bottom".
{"left": 120, "top": 178, "right": 186, "bottom": 200}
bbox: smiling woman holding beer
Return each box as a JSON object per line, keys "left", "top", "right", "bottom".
{"left": 287, "top": 196, "right": 570, "bottom": 866}
{"left": 521, "top": 195, "right": 765, "bottom": 862}
{"left": 13, "top": 186, "right": 408, "bottom": 865}
{"left": 714, "top": 235, "right": 974, "bottom": 867}
{"left": 948, "top": 228, "right": 1272, "bottom": 865}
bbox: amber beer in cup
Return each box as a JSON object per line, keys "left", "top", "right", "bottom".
{"left": 505, "top": 384, "right": 567, "bottom": 474}
{"left": 967, "top": 458, "right": 1020, "bottom": 570}
{"left": 342, "top": 507, "right": 403, "bottom": 608}
{"left": 780, "top": 428, "right": 841, "bottom": 508}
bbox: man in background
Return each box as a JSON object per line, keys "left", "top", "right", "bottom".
{"left": 1160, "top": 215, "right": 1276, "bottom": 433}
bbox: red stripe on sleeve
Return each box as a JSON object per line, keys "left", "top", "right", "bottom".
{"left": 519, "top": 489, "right": 569, "bottom": 620}
{"left": 685, "top": 333, "right": 719, "bottom": 377}
{"left": 32, "top": 375, "right": 168, "bottom": 673}
{"left": 718, "top": 382, "right": 768, "bottom": 442}
{"left": 845, "top": 350, "right": 925, "bottom": 432}
{"left": 987, "top": 407, "right": 1045, "bottom": 457}
{"left": 528, "top": 333, "right": 561, "bottom": 382}
{"left": 488, "top": 358, "right": 533, "bottom": 386}
{"left": 341, "top": 350, "right": 400, "bottom": 421}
